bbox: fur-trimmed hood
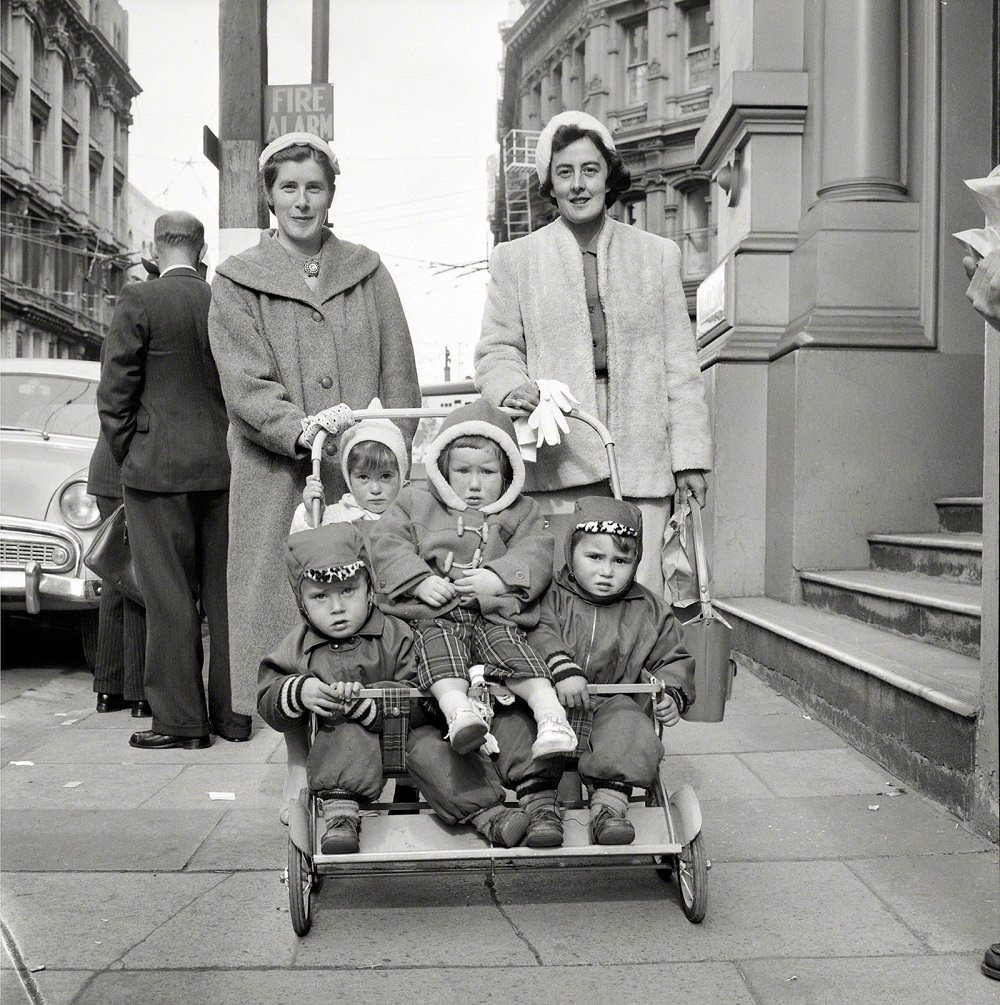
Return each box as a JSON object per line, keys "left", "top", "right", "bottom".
{"left": 423, "top": 399, "right": 525, "bottom": 514}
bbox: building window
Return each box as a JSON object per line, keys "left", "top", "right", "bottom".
{"left": 685, "top": 4, "right": 711, "bottom": 91}
{"left": 624, "top": 19, "right": 648, "bottom": 106}
{"left": 1, "top": 2, "right": 12, "bottom": 53}
{"left": 62, "top": 127, "right": 76, "bottom": 201}
{"left": 63, "top": 59, "right": 77, "bottom": 115}
{"left": 89, "top": 151, "right": 103, "bottom": 217}
{"left": 89, "top": 86, "right": 100, "bottom": 137}
{"left": 682, "top": 182, "right": 712, "bottom": 277}
{"left": 31, "top": 115, "right": 44, "bottom": 175}
{"left": 15, "top": 333, "right": 23, "bottom": 356}
{"left": 1, "top": 91, "right": 11, "bottom": 160}
{"left": 31, "top": 26, "right": 47, "bottom": 87}
{"left": 112, "top": 173, "right": 123, "bottom": 235}
{"left": 624, "top": 199, "right": 646, "bottom": 230}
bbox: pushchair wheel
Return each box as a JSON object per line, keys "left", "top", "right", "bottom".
{"left": 287, "top": 837, "right": 315, "bottom": 936}
{"left": 676, "top": 831, "right": 708, "bottom": 923}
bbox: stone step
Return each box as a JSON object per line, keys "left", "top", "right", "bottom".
{"left": 715, "top": 596, "right": 979, "bottom": 819}
{"left": 799, "top": 568, "right": 981, "bottom": 659}
{"left": 935, "top": 495, "right": 983, "bottom": 534}
{"left": 868, "top": 531, "right": 982, "bottom": 584}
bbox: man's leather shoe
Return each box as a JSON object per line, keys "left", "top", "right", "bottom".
{"left": 96, "top": 693, "right": 129, "bottom": 713}
{"left": 131, "top": 700, "right": 152, "bottom": 718}
{"left": 211, "top": 721, "right": 252, "bottom": 743}
{"left": 129, "top": 730, "right": 211, "bottom": 750}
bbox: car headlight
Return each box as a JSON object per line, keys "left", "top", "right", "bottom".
{"left": 59, "top": 482, "right": 101, "bottom": 529}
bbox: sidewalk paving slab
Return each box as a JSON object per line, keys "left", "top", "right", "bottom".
{"left": 739, "top": 954, "right": 998, "bottom": 1005}
{"left": 847, "top": 853, "right": 1000, "bottom": 951}
{"left": 138, "top": 764, "right": 287, "bottom": 810}
{"left": 1, "top": 872, "right": 225, "bottom": 970}
{"left": 738, "top": 747, "right": 906, "bottom": 797}
{"left": 0, "top": 809, "right": 226, "bottom": 871}
{"left": 73, "top": 962, "right": 759, "bottom": 1005}
{"left": 494, "top": 861, "right": 924, "bottom": 962}
{"left": 661, "top": 712, "right": 848, "bottom": 755}
{"left": 184, "top": 808, "right": 290, "bottom": 871}
{"left": 659, "top": 752, "right": 775, "bottom": 800}
{"left": 1, "top": 763, "right": 183, "bottom": 810}
{"left": 701, "top": 794, "right": 996, "bottom": 861}
{"left": 1, "top": 965, "right": 93, "bottom": 1005}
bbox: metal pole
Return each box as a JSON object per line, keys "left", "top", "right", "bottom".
{"left": 312, "top": 0, "right": 330, "bottom": 83}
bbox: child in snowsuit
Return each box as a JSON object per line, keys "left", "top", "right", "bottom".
{"left": 370, "top": 398, "right": 577, "bottom": 760}
{"left": 279, "top": 407, "right": 410, "bottom": 821}
{"left": 491, "top": 496, "right": 695, "bottom": 848}
{"left": 290, "top": 400, "right": 409, "bottom": 531}
{"left": 260, "top": 523, "right": 532, "bottom": 851}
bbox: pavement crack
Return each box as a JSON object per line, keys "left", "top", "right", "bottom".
{"left": 179, "top": 807, "right": 231, "bottom": 870}
{"left": 104, "top": 871, "right": 234, "bottom": 970}
{"left": 487, "top": 881, "right": 543, "bottom": 966}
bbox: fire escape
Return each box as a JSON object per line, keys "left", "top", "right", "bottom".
{"left": 501, "top": 129, "right": 540, "bottom": 241}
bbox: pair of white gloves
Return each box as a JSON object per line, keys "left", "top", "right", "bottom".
{"left": 299, "top": 403, "right": 356, "bottom": 449}
{"left": 514, "top": 379, "right": 580, "bottom": 463}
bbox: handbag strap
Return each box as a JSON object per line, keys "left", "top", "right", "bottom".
{"left": 686, "top": 492, "right": 714, "bottom": 620}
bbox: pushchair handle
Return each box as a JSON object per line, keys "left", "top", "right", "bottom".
{"left": 343, "top": 681, "right": 664, "bottom": 700}
{"left": 310, "top": 405, "right": 623, "bottom": 525}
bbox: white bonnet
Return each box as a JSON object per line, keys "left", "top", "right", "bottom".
{"left": 258, "top": 132, "right": 340, "bottom": 175}
{"left": 338, "top": 399, "right": 410, "bottom": 484}
{"left": 535, "top": 111, "right": 616, "bottom": 183}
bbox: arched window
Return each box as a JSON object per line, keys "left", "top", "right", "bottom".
{"left": 681, "top": 181, "right": 712, "bottom": 277}
{"left": 31, "top": 25, "right": 47, "bottom": 86}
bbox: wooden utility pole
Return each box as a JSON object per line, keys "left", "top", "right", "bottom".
{"left": 312, "top": 0, "right": 330, "bottom": 84}
{"left": 218, "top": 0, "right": 268, "bottom": 257}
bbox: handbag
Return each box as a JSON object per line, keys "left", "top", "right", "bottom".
{"left": 84, "top": 503, "right": 144, "bottom": 606}
{"left": 677, "top": 496, "right": 735, "bottom": 722}
{"left": 661, "top": 493, "right": 708, "bottom": 607}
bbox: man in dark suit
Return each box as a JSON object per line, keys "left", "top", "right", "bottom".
{"left": 97, "top": 211, "right": 250, "bottom": 749}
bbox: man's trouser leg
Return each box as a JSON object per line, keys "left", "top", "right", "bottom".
{"left": 195, "top": 489, "right": 250, "bottom": 737}
{"left": 123, "top": 487, "right": 208, "bottom": 737}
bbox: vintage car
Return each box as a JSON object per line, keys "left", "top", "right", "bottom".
{"left": 1, "top": 358, "right": 104, "bottom": 663}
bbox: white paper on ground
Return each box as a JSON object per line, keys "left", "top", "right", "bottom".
{"left": 208, "top": 791, "right": 236, "bottom": 800}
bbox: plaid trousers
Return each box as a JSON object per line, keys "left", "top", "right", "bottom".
{"left": 413, "top": 606, "right": 550, "bottom": 691}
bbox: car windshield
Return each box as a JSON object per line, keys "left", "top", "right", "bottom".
{"left": 0, "top": 374, "right": 100, "bottom": 438}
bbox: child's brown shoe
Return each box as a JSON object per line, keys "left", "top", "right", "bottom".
{"left": 525, "top": 805, "right": 564, "bottom": 848}
{"left": 590, "top": 805, "right": 635, "bottom": 846}
{"left": 321, "top": 814, "right": 361, "bottom": 854}
{"left": 473, "top": 806, "right": 529, "bottom": 848}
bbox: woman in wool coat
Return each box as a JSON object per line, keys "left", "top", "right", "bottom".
{"left": 474, "top": 111, "right": 712, "bottom": 592}
{"left": 208, "top": 133, "right": 421, "bottom": 755}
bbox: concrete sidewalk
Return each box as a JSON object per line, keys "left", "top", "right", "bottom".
{"left": 1, "top": 658, "right": 997, "bottom": 1004}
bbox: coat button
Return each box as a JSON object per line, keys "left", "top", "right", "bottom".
{"left": 312, "top": 311, "right": 323, "bottom": 322}
{"left": 320, "top": 376, "right": 333, "bottom": 389}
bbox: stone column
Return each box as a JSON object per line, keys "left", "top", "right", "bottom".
{"left": 44, "top": 44, "right": 63, "bottom": 197}
{"left": 539, "top": 69, "right": 552, "bottom": 125}
{"left": 9, "top": 8, "right": 33, "bottom": 175}
{"left": 646, "top": 1, "right": 669, "bottom": 121}
{"left": 560, "top": 51, "right": 573, "bottom": 111}
{"left": 818, "top": 0, "right": 906, "bottom": 201}
{"left": 584, "top": 14, "right": 610, "bottom": 120}
{"left": 644, "top": 175, "right": 667, "bottom": 237}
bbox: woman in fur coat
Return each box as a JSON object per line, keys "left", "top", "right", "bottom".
{"left": 208, "top": 133, "right": 421, "bottom": 765}
{"left": 474, "top": 111, "right": 712, "bottom": 591}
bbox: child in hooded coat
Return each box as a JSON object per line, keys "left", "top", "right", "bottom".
{"left": 370, "top": 398, "right": 577, "bottom": 761}
{"left": 260, "top": 522, "right": 532, "bottom": 852}
{"left": 279, "top": 406, "right": 410, "bottom": 823}
{"left": 490, "top": 496, "right": 695, "bottom": 848}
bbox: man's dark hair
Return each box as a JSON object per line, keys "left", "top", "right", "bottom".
{"left": 153, "top": 211, "right": 205, "bottom": 254}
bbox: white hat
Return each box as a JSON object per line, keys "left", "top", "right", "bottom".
{"left": 338, "top": 399, "right": 410, "bottom": 484}
{"left": 258, "top": 132, "right": 340, "bottom": 175}
{"left": 535, "top": 111, "right": 616, "bottom": 183}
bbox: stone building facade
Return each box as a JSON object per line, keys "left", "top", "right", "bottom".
{"left": 494, "top": 0, "right": 997, "bottom": 838}
{"left": 1, "top": 0, "right": 140, "bottom": 359}
{"left": 493, "top": 0, "right": 719, "bottom": 306}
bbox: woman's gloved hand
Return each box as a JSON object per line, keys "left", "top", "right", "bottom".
{"left": 299, "top": 403, "right": 355, "bottom": 448}
{"left": 527, "top": 379, "right": 580, "bottom": 447}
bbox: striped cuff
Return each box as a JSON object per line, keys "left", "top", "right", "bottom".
{"left": 346, "top": 697, "right": 379, "bottom": 731}
{"left": 279, "top": 675, "right": 308, "bottom": 720}
{"left": 662, "top": 685, "right": 690, "bottom": 715}
{"left": 547, "top": 651, "right": 586, "bottom": 684}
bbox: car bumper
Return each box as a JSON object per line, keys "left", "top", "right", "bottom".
{"left": 0, "top": 517, "right": 100, "bottom": 612}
